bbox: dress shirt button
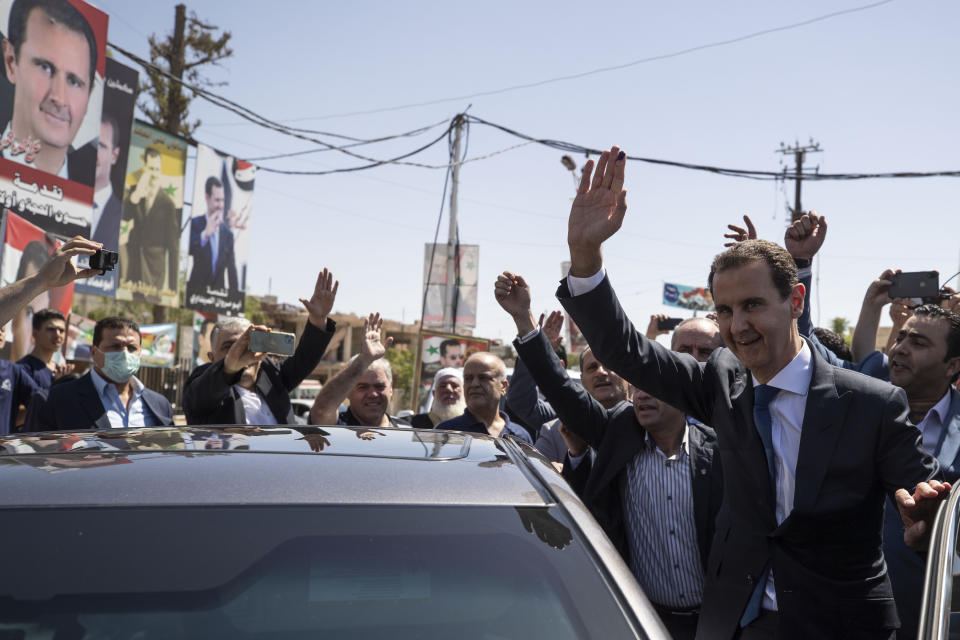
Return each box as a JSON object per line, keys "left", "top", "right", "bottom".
{"left": 746, "top": 574, "right": 754, "bottom": 585}
{"left": 670, "top": 530, "right": 675, "bottom": 536}
{"left": 667, "top": 495, "right": 672, "bottom": 501}
{"left": 700, "top": 468, "right": 707, "bottom": 475}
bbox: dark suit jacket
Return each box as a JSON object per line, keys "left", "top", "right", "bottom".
{"left": 187, "top": 216, "right": 239, "bottom": 294}
{"left": 183, "top": 319, "right": 334, "bottom": 425}
{"left": 92, "top": 192, "right": 122, "bottom": 249}
{"left": 26, "top": 372, "right": 173, "bottom": 431}
{"left": 67, "top": 141, "right": 96, "bottom": 187}
{"left": 515, "top": 329, "right": 723, "bottom": 573}
{"left": 558, "top": 274, "right": 938, "bottom": 640}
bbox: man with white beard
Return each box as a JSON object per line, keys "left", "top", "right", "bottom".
{"left": 410, "top": 368, "right": 465, "bottom": 428}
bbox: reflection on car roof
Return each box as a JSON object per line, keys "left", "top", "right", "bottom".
{"left": 0, "top": 426, "right": 547, "bottom": 509}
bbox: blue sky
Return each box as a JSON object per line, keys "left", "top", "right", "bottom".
{"left": 94, "top": 0, "right": 959, "bottom": 343}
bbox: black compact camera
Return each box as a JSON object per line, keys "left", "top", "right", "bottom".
{"left": 89, "top": 249, "right": 118, "bottom": 273}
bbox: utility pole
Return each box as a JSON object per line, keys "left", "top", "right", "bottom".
{"left": 777, "top": 139, "right": 822, "bottom": 223}
{"left": 443, "top": 115, "right": 464, "bottom": 333}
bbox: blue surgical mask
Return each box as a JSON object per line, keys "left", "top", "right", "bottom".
{"left": 101, "top": 350, "right": 140, "bottom": 383}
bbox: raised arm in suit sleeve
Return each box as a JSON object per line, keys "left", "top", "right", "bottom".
{"left": 506, "top": 354, "right": 557, "bottom": 430}
{"left": 877, "top": 384, "right": 940, "bottom": 494}
{"left": 183, "top": 361, "right": 240, "bottom": 424}
{"left": 557, "top": 274, "right": 714, "bottom": 425}
{"left": 277, "top": 318, "right": 336, "bottom": 393}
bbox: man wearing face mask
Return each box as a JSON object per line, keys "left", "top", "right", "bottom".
{"left": 25, "top": 317, "right": 173, "bottom": 430}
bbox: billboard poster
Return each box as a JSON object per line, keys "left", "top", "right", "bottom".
{"left": 662, "top": 282, "right": 714, "bottom": 311}
{"left": 116, "top": 121, "right": 186, "bottom": 307}
{"left": 0, "top": 0, "right": 109, "bottom": 237}
{"left": 412, "top": 330, "right": 489, "bottom": 412}
{"left": 184, "top": 144, "right": 255, "bottom": 315}
{"left": 422, "top": 243, "right": 478, "bottom": 329}
{"left": 64, "top": 312, "right": 94, "bottom": 361}
{"left": 192, "top": 310, "right": 216, "bottom": 365}
{"left": 139, "top": 322, "right": 176, "bottom": 368}
{"left": 75, "top": 57, "right": 138, "bottom": 297}
{"left": 0, "top": 211, "right": 75, "bottom": 361}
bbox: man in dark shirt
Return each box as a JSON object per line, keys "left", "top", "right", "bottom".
{"left": 17, "top": 308, "right": 69, "bottom": 390}
{"left": 435, "top": 352, "right": 532, "bottom": 444}
{"left": 410, "top": 367, "right": 464, "bottom": 428}
{"left": 0, "top": 326, "right": 40, "bottom": 434}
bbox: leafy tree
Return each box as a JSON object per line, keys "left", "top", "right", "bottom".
{"left": 830, "top": 317, "right": 850, "bottom": 339}
{"left": 385, "top": 347, "right": 415, "bottom": 394}
{"left": 139, "top": 5, "right": 232, "bottom": 138}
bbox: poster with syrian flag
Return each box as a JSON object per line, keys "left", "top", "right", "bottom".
{"left": 184, "top": 144, "right": 256, "bottom": 314}
{"left": 0, "top": 211, "right": 75, "bottom": 361}
{"left": 0, "top": 0, "right": 109, "bottom": 237}
{"left": 421, "top": 243, "right": 478, "bottom": 329}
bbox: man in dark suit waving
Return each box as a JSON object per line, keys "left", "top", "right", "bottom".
{"left": 187, "top": 176, "right": 238, "bottom": 296}
{"left": 556, "top": 145, "right": 947, "bottom": 640}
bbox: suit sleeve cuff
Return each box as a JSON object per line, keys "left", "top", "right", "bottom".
{"left": 517, "top": 327, "right": 540, "bottom": 344}
{"left": 566, "top": 268, "right": 606, "bottom": 297}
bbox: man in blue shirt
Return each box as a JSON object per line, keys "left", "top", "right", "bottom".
{"left": 436, "top": 352, "right": 532, "bottom": 444}
{"left": 27, "top": 317, "right": 173, "bottom": 430}
{"left": 0, "top": 325, "right": 40, "bottom": 434}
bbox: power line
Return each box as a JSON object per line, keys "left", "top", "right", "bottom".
{"left": 205, "top": 0, "right": 897, "bottom": 124}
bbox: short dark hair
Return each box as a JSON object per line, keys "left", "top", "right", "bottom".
{"left": 813, "top": 327, "right": 852, "bottom": 361}
{"left": 101, "top": 113, "right": 119, "bottom": 149}
{"left": 143, "top": 146, "right": 162, "bottom": 162}
{"left": 554, "top": 343, "right": 567, "bottom": 368}
{"left": 8, "top": 0, "right": 98, "bottom": 90}
{"left": 92, "top": 316, "right": 140, "bottom": 348}
{"left": 31, "top": 308, "right": 65, "bottom": 331}
{"left": 708, "top": 239, "right": 798, "bottom": 301}
{"left": 205, "top": 176, "right": 222, "bottom": 196}
{"left": 912, "top": 304, "right": 960, "bottom": 382}
{"left": 439, "top": 339, "right": 461, "bottom": 357}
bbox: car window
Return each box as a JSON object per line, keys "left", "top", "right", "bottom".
{"left": 0, "top": 505, "right": 642, "bottom": 639}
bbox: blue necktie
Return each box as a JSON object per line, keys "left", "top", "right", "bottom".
{"left": 740, "top": 383, "right": 780, "bottom": 627}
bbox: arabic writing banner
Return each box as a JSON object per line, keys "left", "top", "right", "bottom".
{"left": 0, "top": 0, "right": 109, "bottom": 237}
{"left": 0, "top": 211, "right": 75, "bottom": 361}
{"left": 64, "top": 312, "right": 94, "bottom": 361}
{"left": 115, "top": 121, "right": 186, "bottom": 307}
{"left": 184, "top": 144, "right": 255, "bottom": 314}
{"left": 662, "top": 282, "right": 714, "bottom": 311}
{"left": 422, "top": 244, "right": 478, "bottom": 329}
{"left": 75, "top": 57, "right": 139, "bottom": 297}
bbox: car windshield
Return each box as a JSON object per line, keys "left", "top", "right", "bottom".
{"left": 0, "top": 504, "right": 639, "bottom": 639}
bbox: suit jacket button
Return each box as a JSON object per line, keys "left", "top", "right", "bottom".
{"left": 746, "top": 574, "right": 754, "bottom": 585}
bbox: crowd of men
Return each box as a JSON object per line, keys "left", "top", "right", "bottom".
{"left": 0, "top": 145, "right": 958, "bottom": 640}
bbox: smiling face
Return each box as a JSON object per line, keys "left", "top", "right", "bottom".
{"left": 4, "top": 7, "right": 92, "bottom": 151}
{"left": 462, "top": 353, "right": 508, "bottom": 416}
{"left": 712, "top": 261, "right": 805, "bottom": 382}
{"left": 580, "top": 348, "right": 627, "bottom": 408}
{"left": 888, "top": 315, "right": 960, "bottom": 400}
{"left": 347, "top": 366, "right": 392, "bottom": 427}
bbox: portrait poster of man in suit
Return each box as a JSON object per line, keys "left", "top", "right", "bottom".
{"left": 0, "top": 0, "right": 108, "bottom": 238}
{"left": 115, "top": 121, "right": 186, "bottom": 307}
{"left": 184, "top": 143, "right": 255, "bottom": 315}
{"left": 413, "top": 331, "right": 489, "bottom": 413}
{"left": 74, "top": 57, "right": 137, "bottom": 298}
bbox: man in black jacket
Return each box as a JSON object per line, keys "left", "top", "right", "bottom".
{"left": 495, "top": 271, "right": 722, "bottom": 640}
{"left": 183, "top": 268, "right": 337, "bottom": 425}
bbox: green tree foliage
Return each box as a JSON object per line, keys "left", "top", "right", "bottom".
{"left": 830, "top": 317, "right": 850, "bottom": 339}
{"left": 386, "top": 347, "right": 415, "bottom": 393}
{"left": 139, "top": 6, "right": 232, "bottom": 138}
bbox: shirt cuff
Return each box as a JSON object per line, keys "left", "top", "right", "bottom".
{"left": 568, "top": 450, "right": 588, "bottom": 469}
{"left": 566, "top": 268, "right": 606, "bottom": 297}
{"left": 517, "top": 327, "right": 540, "bottom": 344}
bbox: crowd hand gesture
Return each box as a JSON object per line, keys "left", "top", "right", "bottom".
{"left": 784, "top": 211, "right": 827, "bottom": 260}
{"left": 53, "top": 363, "right": 74, "bottom": 380}
{"left": 567, "top": 146, "right": 627, "bottom": 276}
{"left": 300, "top": 268, "right": 339, "bottom": 328}
{"left": 494, "top": 271, "right": 537, "bottom": 334}
{"left": 540, "top": 311, "right": 564, "bottom": 350}
{"left": 723, "top": 214, "right": 757, "bottom": 247}
{"left": 558, "top": 423, "right": 587, "bottom": 458}
{"left": 889, "top": 300, "right": 914, "bottom": 329}
{"left": 860, "top": 268, "right": 901, "bottom": 311}
{"left": 298, "top": 434, "right": 331, "bottom": 453}
{"left": 224, "top": 324, "right": 269, "bottom": 376}
{"left": 646, "top": 313, "right": 671, "bottom": 340}
{"left": 359, "top": 313, "right": 393, "bottom": 365}
{"left": 896, "top": 479, "right": 951, "bottom": 549}
{"left": 39, "top": 237, "right": 101, "bottom": 287}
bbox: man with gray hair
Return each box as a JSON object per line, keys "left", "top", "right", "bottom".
{"left": 310, "top": 313, "right": 410, "bottom": 427}
{"left": 183, "top": 268, "right": 338, "bottom": 425}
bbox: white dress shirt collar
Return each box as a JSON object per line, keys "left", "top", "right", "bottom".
{"left": 751, "top": 340, "right": 812, "bottom": 395}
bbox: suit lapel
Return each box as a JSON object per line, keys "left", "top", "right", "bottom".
{"left": 793, "top": 347, "right": 851, "bottom": 514}
{"left": 687, "top": 425, "right": 712, "bottom": 549}
{"left": 934, "top": 388, "right": 960, "bottom": 479}
{"left": 596, "top": 411, "right": 646, "bottom": 491}
{"left": 80, "top": 374, "right": 113, "bottom": 429}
